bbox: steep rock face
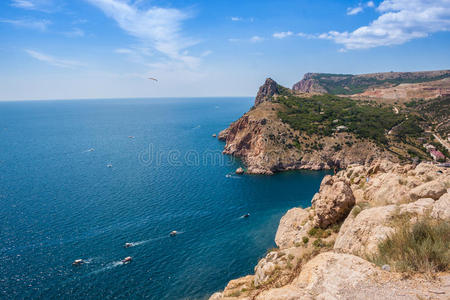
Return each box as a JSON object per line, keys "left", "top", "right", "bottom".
{"left": 311, "top": 176, "right": 355, "bottom": 228}
{"left": 255, "top": 78, "right": 280, "bottom": 106}
{"left": 291, "top": 73, "right": 327, "bottom": 93}
{"left": 275, "top": 207, "right": 312, "bottom": 249}
{"left": 218, "top": 101, "right": 305, "bottom": 174}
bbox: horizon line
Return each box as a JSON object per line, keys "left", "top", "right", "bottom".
{"left": 0, "top": 96, "right": 255, "bottom": 103}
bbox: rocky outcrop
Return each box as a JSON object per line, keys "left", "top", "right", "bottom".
{"left": 209, "top": 161, "right": 450, "bottom": 300}
{"left": 256, "top": 252, "right": 450, "bottom": 300}
{"left": 255, "top": 78, "right": 280, "bottom": 106}
{"left": 431, "top": 192, "right": 450, "bottom": 220}
{"left": 311, "top": 176, "right": 355, "bottom": 228}
{"left": 409, "top": 179, "right": 448, "bottom": 200}
{"left": 291, "top": 73, "right": 327, "bottom": 93}
{"left": 275, "top": 207, "right": 311, "bottom": 249}
{"left": 334, "top": 198, "right": 436, "bottom": 256}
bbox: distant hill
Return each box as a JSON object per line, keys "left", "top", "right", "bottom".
{"left": 292, "top": 70, "right": 450, "bottom": 96}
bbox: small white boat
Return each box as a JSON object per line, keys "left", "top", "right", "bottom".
{"left": 170, "top": 231, "right": 178, "bottom": 237}
{"left": 122, "top": 256, "right": 132, "bottom": 263}
{"left": 87, "top": 148, "right": 95, "bottom": 152}
{"left": 243, "top": 213, "right": 250, "bottom": 218}
{"left": 128, "top": 136, "right": 135, "bottom": 139}
{"left": 124, "top": 243, "right": 133, "bottom": 248}
{"left": 72, "top": 259, "right": 84, "bottom": 266}
{"left": 107, "top": 163, "right": 113, "bottom": 168}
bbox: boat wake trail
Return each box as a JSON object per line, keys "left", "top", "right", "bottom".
{"left": 225, "top": 173, "right": 241, "bottom": 179}
{"left": 127, "top": 235, "right": 168, "bottom": 247}
{"left": 88, "top": 261, "right": 124, "bottom": 276}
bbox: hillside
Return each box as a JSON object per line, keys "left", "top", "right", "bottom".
{"left": 292, "top": 70, "right": 450, "bottom": 98}
{"left": 219, "top": 78, "right": 448, "bottom": 174}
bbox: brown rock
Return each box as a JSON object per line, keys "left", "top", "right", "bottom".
{"left": 410, "top": 179, "right": 448, "bottom": 200}
{"left": 255, "top": 78, "right": 280, "bottom": 106}
{"left": 431, "top": 192, "right": 450, "bottom": 220}
{"left": 235, "top": 167, "right": 245, "bottom": 174}
{"left": 312, "top": 177, "right": 355, "bottom": 228}
{"left": 275, "top": 207, "right": 311, "bottom": 249}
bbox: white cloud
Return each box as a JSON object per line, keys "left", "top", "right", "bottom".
{"left": 10, "top": 0, "right": 56, "bottom": 12}
{"left": 0, "top": 19, "right": 51, "bottom": 31}
{"left": 347, "top": 1, "right": 377, "bottom": 15}
{"left": 230, "top": 16, "right": 254, "bottom": 22}
{"left": 273, "top": 31, "right": 293, "bottom": 39}
{"left": 322, "top": 0, "right": 450, "bottom": 49}
{"left": 297, "top": 32, "right": 317, "bottom": 39}
{"left": 115, "top": 48, "right": 133, "bottom": 54}
{"left": 63, "top": 28, "right": 85, "bottom": 37}
{"left": 201, "top": 50, "right": 212, "bottom": 57}
{"left": 11, "top": 0, "right": 35, "bottom": 9}
{"left": 86, "top": 0, "right": 199, "bottom": 68}
{"left": 250, "top": 35, "right": 264, "bottom": 42}
{"left": 25, "top": 49, "right": 84, "bottom": 68}
{"left": 347, "top": 6, "right": 364, "bottom": 15}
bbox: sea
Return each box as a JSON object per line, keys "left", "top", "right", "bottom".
{"left": 0, "top": 98, "right": 329, "bottom": 299}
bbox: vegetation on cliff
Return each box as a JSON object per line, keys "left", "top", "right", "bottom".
{"left": 276, "top": 93, "right": 404, "bottom": 144}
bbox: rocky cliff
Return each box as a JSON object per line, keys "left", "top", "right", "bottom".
{"left": 218, "top": 78, "right": 440, "bottom": 174}
{"left": 209, "top": 160, "right": 450, "bottom": 300}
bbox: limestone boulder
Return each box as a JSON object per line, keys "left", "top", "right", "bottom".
{"left": 253, "top": 247, "right": 304, "bottom": 287}
{"left": 312, "top": 177, "right": 355, "bottom": 228}
{"left": 275, "top": 207, "right": 312, "bottom": 249}
{"left": 431, "top": 192, "right": 450, "bottom": 220}
{"left": 409, "top": 179, "right": 448, "bottom": 200}
{"left": 334, "top": 198, "right": 436, "bottom": 256}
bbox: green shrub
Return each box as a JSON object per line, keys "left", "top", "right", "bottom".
{"left": 352, "top": 205, "right": 362, "bottom": 217}
{"left": 308, "top": 227, "right": 318, "bottom": 236}
{"left": 331, "top": 223, "right": 341, "bottom": 233}
{"left": 370, "top": 218, "right": 450, "bottom": 273}
{"left": 313, "top": 238, "right": 324, "bottom": 248}
{"left": 302, "top": 236, "right": 309, "bottom": 244}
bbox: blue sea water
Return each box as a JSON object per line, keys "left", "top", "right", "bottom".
{"left": 0, "top": 98, "right": 328, "bottom": 299}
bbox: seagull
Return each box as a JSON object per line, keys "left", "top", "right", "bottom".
{"left": 148, "top": 77, "right": 158, "bottom": 82}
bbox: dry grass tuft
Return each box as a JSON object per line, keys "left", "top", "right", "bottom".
{"left": 371, "top": 218, "right": 450, "bottom": 273}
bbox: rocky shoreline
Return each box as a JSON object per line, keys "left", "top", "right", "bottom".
{"left": 209, "top": 160, "right": 450, "bottom": 299}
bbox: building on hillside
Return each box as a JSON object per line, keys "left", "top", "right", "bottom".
{"left": 430, "top": 149, "right": 445, "bottom": 161}
{"left": 423, "top": 144, "right": 436, "bottom": 151}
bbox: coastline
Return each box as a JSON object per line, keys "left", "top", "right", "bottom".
{"left": 209, "top": 159, "right": 450, "bottom": 299}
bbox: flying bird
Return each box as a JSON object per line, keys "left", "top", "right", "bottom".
{"left": 148, "top": 77, "right": 158, "bottom": 82}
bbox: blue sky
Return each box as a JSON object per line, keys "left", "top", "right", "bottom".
{"left": 0, "top": 0, "right": 450, "bottom": 100}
